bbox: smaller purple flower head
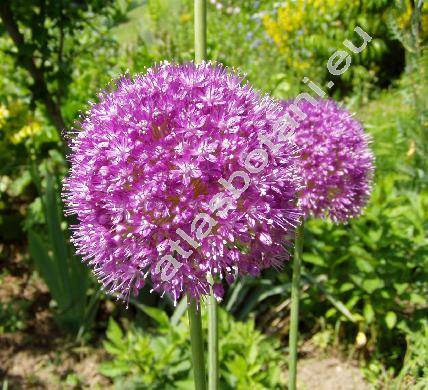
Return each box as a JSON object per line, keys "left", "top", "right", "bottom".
{"left": 63, "top": 62, "right": 303, "bottom": 303}
{"left": 283, "top": 98, "right": 374, "bottom": 222}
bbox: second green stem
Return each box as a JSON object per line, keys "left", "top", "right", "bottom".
{"left": 289, "top": 222, "right": 304, "bottom": 390}
{"left": 208, "top": 291, "right": 218, "bottom": 390}
{"left": 188, "top": 299, "right": 207, "bottom": 390}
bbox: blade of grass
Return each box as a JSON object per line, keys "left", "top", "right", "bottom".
{"left": 171, "top": 296, "right": 188, "bottom": 326}
{"left": 302, "top": 272, "right": 356, "bottom": 323}
{"left": 28, "top": 230, "right": 62, "bottom": 304}
{"left": 45, "top": 173, "right": 71, "bottom": 304}
{"left": 236, "top": 284, "right": 292, "bottom": 321}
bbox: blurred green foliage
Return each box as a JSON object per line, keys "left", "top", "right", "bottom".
{"left": 0, "top": 0, "right": 117, "bottom": 134}
{"left": 392, "top": 319, "right": 428, "bottom": 389}
{"left": 0, "top": 300, "right": 29, "bottom": 333}
{"left": 27, "top": 169, "right": 100, "bottom": 336}
{"left": 302, "top": 175, "right": 427, "bottom": 365}
{"left": 263, "top": 0, "right": 407, "bottom": 99}
{"left": 101, "top": 303, "right": 285, "bottom": 389}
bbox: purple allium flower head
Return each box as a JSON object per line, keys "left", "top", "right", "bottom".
{"left": 283, "top": 99, "right": 374, "bottom": 222}
{"left": 63, "top": 62, "right": 302, "bottom": 303}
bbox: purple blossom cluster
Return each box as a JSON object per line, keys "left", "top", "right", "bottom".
{"left": 284, "top": 99, "right": 374, "bottom": 222}
{"left": 63, "top": 62, "right": 302, "bottom": 302}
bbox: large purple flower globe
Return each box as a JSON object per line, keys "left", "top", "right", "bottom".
{"left": 64, "top": 62, "right": 302, "bottom": 302}
{"left": 283, "top": 99, "right": 374, "bottom": 222}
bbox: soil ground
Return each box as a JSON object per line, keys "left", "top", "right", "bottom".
{"left": 296, "top": 356, "right": 369, "bottom": 390}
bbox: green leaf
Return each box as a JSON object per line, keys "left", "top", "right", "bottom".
{"left": 103, "top": 341, "right": 124, "bottom": 356}
{"left": 99, "top": 361, "right": 130, "bottom": 378}
{"left": 385, "top": 311, "right": 397, "bottom": 329}
{"left": 355, "top": 258, "right": 375, "bottom": 273}
{"left": 303, "top": 253, "right": 325, "bottom": 266}
{"left": 362, "top": 278, "right": 385, "bottom": 293}
{"left": 174, "top": 379, "right": 195, "bottom": 390}
{"left": 29, "top": 169, "right": 94, "bottom": 334}
{"left": 226, "top": 355, "right": 247, "bottom": 378}
{"left": 106, "top": 318, "right": 124, "bottom": 344}
{"left": 171, "top": 297, "right": 188, "bottom": 326}
{"left": 28, "top": 230, "right": 63, "bottom": 305}
{"left": 44, "top": 174, "right": 70, "bottom": 299}
{"left": 393, "top": 283, "right": 409, "bottom": 295}
{"left": 169, "top": 360, "right": 191, "bottom": 375}
{"left": 409, "top": 293, "right": 426, "bottom": 306}
{"left": 136, "top": 303, "right": 170, "bottom": 330}
{"left": 368, "top": 228, "right": 382, "bottom": 243}
{"left": 363, "top": 303, "right": 375, "bottom": 324}
{"left": 237, "top": 284, "right": 290, "bottom": 320}
{"left": 339, "top": 282, "right": 354, "bottom": 293}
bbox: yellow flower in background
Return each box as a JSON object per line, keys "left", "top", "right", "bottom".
{"left": 179, "top": 13, "right": 191, "bottom": 23}
{"left": 397, "top": 4, "right": 413, "bottom": 29}
{"left": 10, "top": 122, "right": 42, "bottom": 144}
{"left": 0, "top": 104, "right": 10, "bottom": 128}
{"left": 263, "top": 0, "right": 352, "bottom": 69}
{"left": 396, "top": 3, "right": 428, "bottom": 39}
{"left": 355, "top": 331, "right": 367, "bottom": 348}
{"left": 0, "top": 101, "right": 48, "bottom": 145}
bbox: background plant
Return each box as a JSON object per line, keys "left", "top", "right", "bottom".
{"left": 101, "top": 304, "right": 285, "bottom": 389}
{"left": 28, "top": 169, "right": 100, "bottom": 336}
{"left": 263, "top": 0, "right": 407, "bottom": 100}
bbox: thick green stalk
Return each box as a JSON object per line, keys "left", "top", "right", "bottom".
{"left": 194, "top": 1, "right": 218, "bottom": 389}
{"left": 208, "top": 291, "right": 218, "bottom": 390}
{"left": 188, "top": 299, "right": 207, "bottom": 390}
{"left": 194, "top": 0, "right": 206, "bottom": 63}
{"left": 289, "top": 222, "right": 304, "bottom": 390}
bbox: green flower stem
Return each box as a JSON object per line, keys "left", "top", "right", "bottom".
{"left": 188, "top": 299, "right": 207, "bottom": 390}
{"left": 194, "top": 1, "right": 218, "bottom": 389}
{"left": 289, "top": 222, "right": 304, "bottom": 390}
{"left": 208, "top": 289, "right": 218, "bottom": 390}
{"left": 194, "top": 0, "right": 206, "bottom": 63}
